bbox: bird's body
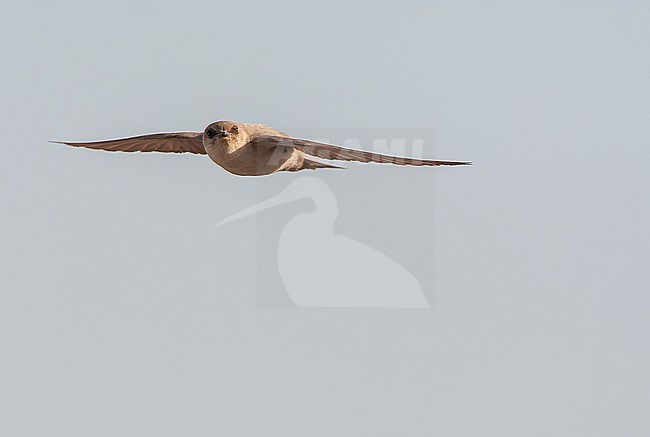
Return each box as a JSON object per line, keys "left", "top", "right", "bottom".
{"left": 54, "top": 120, "right": 471, "bottom": 176}
{"left": 202, "top": 122, "right": 333, "bottom": 175}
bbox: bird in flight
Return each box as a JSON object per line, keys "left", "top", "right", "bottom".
{"left": 53, "top": 121, "right": 471, "bottom": 176}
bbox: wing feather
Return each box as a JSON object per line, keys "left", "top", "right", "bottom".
{"left": 51, "top": 132, "right": 206, "bottom": 155}
{"left": 252, "top": 136, "right": 471, "bottom": 167}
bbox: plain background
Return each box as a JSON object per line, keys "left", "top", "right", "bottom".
{"left": 1, "top": 1, "right": 649, "bottom": 435}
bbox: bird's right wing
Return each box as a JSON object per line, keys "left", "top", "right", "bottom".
{"left": 251, "top": 135, "right": 471, "bottom": 166}
{"left": 51, "top": 132, "right": 206, "bottom": 154}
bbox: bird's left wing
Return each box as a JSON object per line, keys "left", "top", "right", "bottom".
{"left": 250, "top": 135, "right": 471, "bottom": 166}
{"left": 51, "top": 132, "right": 206, "bottom": 154}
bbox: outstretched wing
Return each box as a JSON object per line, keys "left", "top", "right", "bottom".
{"left": 51, "top": 132, "right": 206, "bottom": 154}
{"left": 251, "top": 135, "right": 471, "bottom": 167}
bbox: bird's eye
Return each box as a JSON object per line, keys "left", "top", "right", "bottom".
{"left": 230, "top": 125, "right": 239, "bottom": 133}
{"left": 205, "top": 127, "right": 217, "bottom": 139}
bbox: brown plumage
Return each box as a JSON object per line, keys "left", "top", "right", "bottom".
{"left": 52, "top": 121, "right": 471, "bottom": 176}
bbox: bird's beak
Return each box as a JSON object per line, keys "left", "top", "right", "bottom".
{"left": 216, "top": 130, "right": 229, "bottom": 138}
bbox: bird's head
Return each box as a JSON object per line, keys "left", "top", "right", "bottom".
{"left": 203, "top": 121, "right": 247, "bottom": 148}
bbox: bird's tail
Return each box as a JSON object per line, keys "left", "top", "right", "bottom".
{"left": 299, "top": 158, "right": 345, "bottom": 171}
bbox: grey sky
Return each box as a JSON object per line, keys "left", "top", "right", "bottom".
{"left": 1, "top": 1, "right": 649, "bottom": 435}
